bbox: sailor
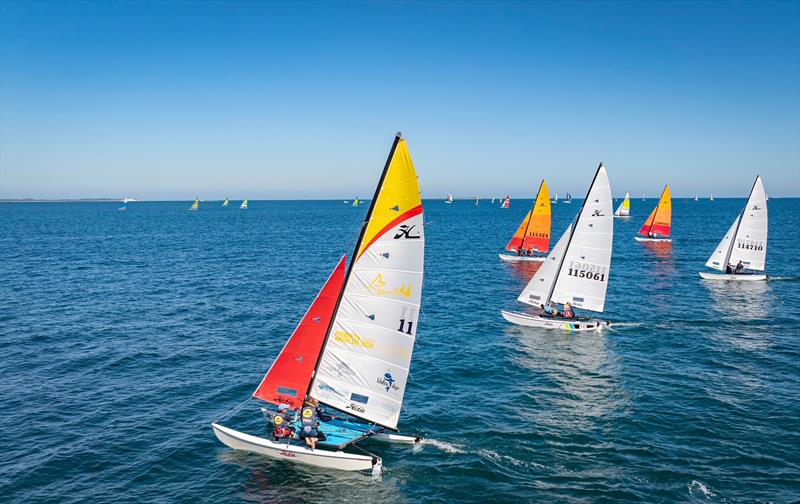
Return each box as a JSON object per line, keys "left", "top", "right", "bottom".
{"left": 517, "top": 247, "right": 525, "bottom": 256}
{"left": 541, "top": 302, "right": 557, "bottom": 317}
{"left": 562, "top": 302, "right": 575, "bottom": 319}
{"left": 300, "top": 403, "right": 321, "bottom": 450}
{"left": 735, "top": 260, "right": 744, "bottom": 274}
{"left": 726, "top": 264, "right": 733, "bottom": 274}
{"left": 271, "top": 404, "right": 295, "bottom": 442}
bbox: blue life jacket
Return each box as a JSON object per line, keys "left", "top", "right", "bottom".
{"left": 301, "top": 407, "right": 318, "bottom": 436}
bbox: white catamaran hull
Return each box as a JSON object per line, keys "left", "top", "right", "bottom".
{"left": 498, "top": 253, "right": 546, "bottom": 263}
{"left": 634, "top": 236, "right": 671, "bottom": 243}
{"left": 211, "top": 423, "right": 381, "bottom": 474}
{"left": 698, "top": 272, "right": 768, "bottom": 281}
{"left": 501, "top": 310, "right": 607, "bottom": 331}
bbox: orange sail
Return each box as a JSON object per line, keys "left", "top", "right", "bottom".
{"left": 638, "top": 185, "right": 671, "bottom": 237}
{"left": 252, "top": 255, "right": 346, "bottom": 409}
{"left": 506, "top": 181, "right": 551, "bottom": 253}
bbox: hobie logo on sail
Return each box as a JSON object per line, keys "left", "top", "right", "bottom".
{"left": 367, "top": 273, "right": 412, "bottom": 298}
{"left": 334, "top": 330, "right": 374, "bottom": 349}
{"left": 393, "top": 224, "right": 421, "bottom": 239}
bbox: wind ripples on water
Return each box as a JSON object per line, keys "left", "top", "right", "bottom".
{"left": 1, "top": 198, "right": 799, "bottom": 503}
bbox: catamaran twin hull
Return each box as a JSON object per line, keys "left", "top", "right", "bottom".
{"left": 501, "top": 310, "right": 608, "bottom": 332}
{"left": 634, "top": 236, "right": 671, "bottom": 243}
{"left": 498, "top": 253, "right": 546, "bottom": 263}
{"left": 698, "top": 272, "right": 768, "bottom": 281}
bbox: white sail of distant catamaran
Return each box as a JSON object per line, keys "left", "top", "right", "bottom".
{"left": 223, "top": 198, "right": 230, "bottom": 207}
{"left": 551, "top": 192, "right": 558, "bottom": 204}
{"left": 240, "top": 199, "right": 249, "bottom": 209}
{"left": 710, "top": 194, "right": 714, "bottom": 201}
{"left": 694, "top": 195, "right": 699, "bottom": 202}
{"left": 614, "top": 192, "right": 630, "bottom": 217}
{"left": 445, "top": 193, "right": 454, "bottom": 204}
{"left": 564, "top": 192, "right": 572, "bottom": 204}
{"left": 501, "top": 163, "right": 613, "bottom": 332}
{"left": 700, "top": 176, "right": 768, "bottom": 281}
{"left": 211, "top": 133, "right": 425, "bottom": 475}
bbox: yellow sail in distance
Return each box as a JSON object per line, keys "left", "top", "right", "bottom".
{"left": 506, "top": 180, "right": 551, "bottom": 253}
{"left": 356, "top": 138, "right": 423, "bottom": 259}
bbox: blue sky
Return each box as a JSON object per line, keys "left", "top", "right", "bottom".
{"left": 1, "top": 1, "right": 798, "bottom": 199}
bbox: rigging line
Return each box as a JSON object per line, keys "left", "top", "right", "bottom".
{"left": 214, "top": 396, "right": 252, "bottom": 423}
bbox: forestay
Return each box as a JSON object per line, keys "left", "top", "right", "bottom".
{"left": 309, "top": 135, "right": 424, "bottom": 430}
{"left": 517, "top": 164, "right": 613, "bottom": 312}
{"left": 705, "top": 176, "right": 768, "bottom": 271}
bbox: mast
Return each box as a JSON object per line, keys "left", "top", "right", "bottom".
{"left": 545, "top": 163, "right": 604, "bottom": 305}
{"left": 518, "top": 180, "right": 545, "bottom": 251}
{"left": 722, "top": 175, "right": 759, "bottom": 269}
{"left": 305, "top": 132, "right": 403, "bottom": 408}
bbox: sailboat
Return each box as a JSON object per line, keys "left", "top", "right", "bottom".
{"left": 223, "top": 198, "right": 230, "bottom": 207}
{"left": 240, "top": 199, "right": 249, "bottom": 209}
{"left": 635, "top": 185, "right": 671, "bottom": 242}
{"left": 352, "top": 197, "right": 360, "bottom": 207}
{"left": 710, "top": 194, "right": 714, "bottom": 201}
{"left": 551, "top": 192, "right": 558, "bottom": 204}
{"left": 189, "top": 197, "right": 199, "bottom": 211}
{"left": 501, "top": 163, "right": 613, "bottom": 331}
{"left": 475, "top": 197, "right": 479, "bottom": 207}
{"left": 118, "top": 198, "right": 128, "bottom": 211}
{"left": 499, "top": 180, "right": 551, "bottom": 263}
{"left": 564, "top": 192, "right": 572, "bottom": 204}
{"left": 445, "top": 193, "right": 454, "bottom": 204}
{"left": 641, "top": 194, "right": 646, "bottom": 201}
{"left": 694, "top": 195, "right": 699, "bottom": 202}
{"left": 491, "top": 198, "right": 495, "bottom": 204}
{"left": 614, "top": 192, "right": 630, "bottom": 218}
{"left": 211, "top": 133, "right": 424, "bottom": 474}
{"left": 500, "top": 194, "right": 510, "bottom": 208}
{"left": 700, "top": 176, "right": 768, "bottom": 281}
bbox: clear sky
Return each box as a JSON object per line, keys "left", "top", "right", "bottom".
{"left": 1, "top": 1, "right": 798, "bottom": 200}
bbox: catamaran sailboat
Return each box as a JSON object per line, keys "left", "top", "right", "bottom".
{"left": 118, "top": 198, "right": 128, "bottom": 211}
{"left": 445, "top": 193, "right": 454, "bottom": 204}
{"left": 693, "top": 195, "right": 699, "bottom": 202}
{"left": 551, "top": 192, "right": 558, "bottom": 204}
{"left": 240, "top": 199, "right": 249, "bottom": 209}
{"left": 501, "top": 164, "right": 613, "bottom": 331}
{"left": 189, "top": 198, "right": 200, "bottom": 211}
{"left": 352, "top": 197, "right": 360, "bottom": 207}
{"left": 564, "top": 192, "right": 572, "bottom": 204}
{"left": 710, "top": 194, "right": 714, "bottom": 201}
{"left": 223, "top": 198, "right": 230, "bottom": 207}
{"left": 475, "top": 197, "right": 479, "bottom": 207}
{"left": 700, "top": 176, "right": 768, "bottom": 281}
{"left": 635, "top": 185, "right": 671, "bottom": 242}
{"left": 498, "top": 180, "right": 551, "bottom": 263}
{"left": 500, "top": 195, "right": 510, "bottom": 208}
{"left": 211, "top": 133, "right": 424, "bottom": 474}
{"left": 614, "top": 192, "right": 630, "bottom": 217}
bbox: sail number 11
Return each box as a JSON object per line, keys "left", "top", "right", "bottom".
{"left": 397, "top": 319, "right": 414, "bottom": 335}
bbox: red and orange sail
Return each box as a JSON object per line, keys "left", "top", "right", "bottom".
{"left": 506, "top": 180, "right": 551, "bottom": 253}
{"left": 638, "top": 185, "right": 672, "bottom": 237}
{"left": 252, "top": 255, "right": 346, "bottom": 409}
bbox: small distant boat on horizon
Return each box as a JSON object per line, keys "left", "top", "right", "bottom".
{"left": 475, "top": 197, "right": 479, "bottom": 207}
{"left": 500, "top": 194, "right": 510, "bottom": 208}
{"left": 223, "top": 198, "right": 230, "bottom": 207}
{"left": 352, "top": 197, "right": 360, "bottom": 207}
{"left": 694, "top": 195, "right": 699, "bottom": 202}
{"left": 700, "top": 176, "right": 768, "bottom": 281}
{"left": 710, "top": 194, "right": 714, "bottom": 201}
{"left": 551, "top": 192, "right": 558, "bottom": 204}
{"left": 564, "top": 192, "right": 572, "bottom": 204}
{"left": 635, "top": 185, "right": 671, "bottom": 242}
{"left": 614, "top": 192, "right": 630, "bottom": 218}
{"left": 240, "top": 199, "right": 249, "bottom": 209}
{"left": 445, "top": 193, "right": 454, "bottom": 204}
{"left": 189, "top": 197, "right": 200, "bottom": 211}
{"left": 499, "top": 180, "right": 551, "bottom": 263}
{"left": 118, "top": 198, "right": 128, "bottom": 211}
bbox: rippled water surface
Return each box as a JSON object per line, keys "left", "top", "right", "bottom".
{"left": 1, "top": 197, "right": 799, "bottom": 503}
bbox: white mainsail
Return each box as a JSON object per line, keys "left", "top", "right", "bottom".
{"left": 517, "top": 164, "right": 613, "bottom": 312}
{"left": 309, "top": 134, "right": 424, "bottom": 430}
{"left": 705, "top": 176, "right": 767, "bottom": 272}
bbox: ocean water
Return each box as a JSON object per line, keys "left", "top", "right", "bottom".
{"left": 1, "top": 197, "right": 799, "bottom": 503}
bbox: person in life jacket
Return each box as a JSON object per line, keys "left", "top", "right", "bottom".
{"left": 271, "top": 404, "right": 295, "bottom": 442}
{"left": 299, "top": 403, "right": 321, "bottom": 450}
{"left": 562, "top": 302, "right": 575, "bottom": 319}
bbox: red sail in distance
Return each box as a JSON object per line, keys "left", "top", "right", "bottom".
{"left": 253, "top": 255, "right": 346, "bottom": 409}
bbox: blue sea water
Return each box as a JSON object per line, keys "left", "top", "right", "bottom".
{"left": 1, "top": 197, "right": 799, "bottom": 503}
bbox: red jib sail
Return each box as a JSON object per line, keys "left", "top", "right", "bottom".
{"left": 252, "top": 255, "right": 346, "bottom": 409}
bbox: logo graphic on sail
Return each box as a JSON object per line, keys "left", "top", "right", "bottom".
{"left": 367, "top": 273, "right": 412, "bottom": 298}
{"left": 394, "top": 224, "right": 421, "bottom": 239}
{"left": 377, "top": 372, "right": 399, "bottom": 392}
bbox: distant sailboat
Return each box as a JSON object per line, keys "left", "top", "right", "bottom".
{"left": 240, "top": 199, "right": 249, "bottom": 209}
{"left": 491, "top": 198, "right": 495, "bottom": 204}
{"left": 641, "top": 193, "right": 646, "bottom": 201}
{"left": 475, "top": 197, "right": 479, "bottom": 207}
{"left": 635, "top": 185, "right": 671, "bottom": 242}
{"left": 499, "top": 180, "right": 551, "bottom": 263}
{"left": 710, "top": 194, "right": 714, "bottom": 201}
{"left": 564, "top": 192, "right": 572, "bottom": 204}
{"left": 501, "top": 164, "right": 613, "bottom": 331}
{"left": 352, "top": 197, "right": 360, "bottom": 207}
{"left": 614, "top": 192, "right": 630, "bottom": 218}
{"left": 694, "top": 195, "right": 699, "bottom": 202}
{"left": 189, "top": 198, "right": 200, "bottom": 211}
{"left": 118, "top": 198, "right": 128, "bottom": 211}
{"left": 211, "top": 132, "right": 424, "bottom": 474}
{"left": 500, "top": 194, "right": 510, "bottom": 208}
{"left": 445, "top": 193, "right": 454, "bottom": 204}
{"left": 223, "top": 198, "right": 230, "bottom": 207}
{"left": 700, "top": 176, "right": 768, "bottom": 281}
{"left": 551, "top": 192, "right": 558, "bottom": 204}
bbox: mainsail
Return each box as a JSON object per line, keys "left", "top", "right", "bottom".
{"left": 253, "top": 257, "right": 346, "bottom": 409}
{"left": 614, "top": 192, "right": 630, "bottom": 216}
{"left": 223, "top": 198, "right": 230, "bottom": 207}
{"left": 705, "top": 176, "right": 767, "bottom": 271}
{"left": 517, "top": 164, "right": 613, "bottom": 312}
{"left": 638, "top": 185, "right": 671, "bottom": 236}
{"left": 501, "top": 195, "right": 510, "bottom": 208}
{"left": 505, "top": 180, "right": 551, "bottom": 253}
{"left": 241, "top": 199, "right": 249, "bottom": 209}
{"left": 190, "top": 198, "right": 199, "bottom": 211}
{"left": 308, "top": 134, "right": 424, "bottom": 430}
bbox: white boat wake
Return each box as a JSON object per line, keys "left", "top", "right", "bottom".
{"left": 419, "top": 438, "right": 465, "bottom": 454}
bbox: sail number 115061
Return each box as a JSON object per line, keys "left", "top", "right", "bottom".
{"left": 566, "top": 261, "right": 607, "bottom": 282}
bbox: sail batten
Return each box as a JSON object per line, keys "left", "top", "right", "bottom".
{"left": 309, "top": 134, "right": 424, "bottom": 431}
